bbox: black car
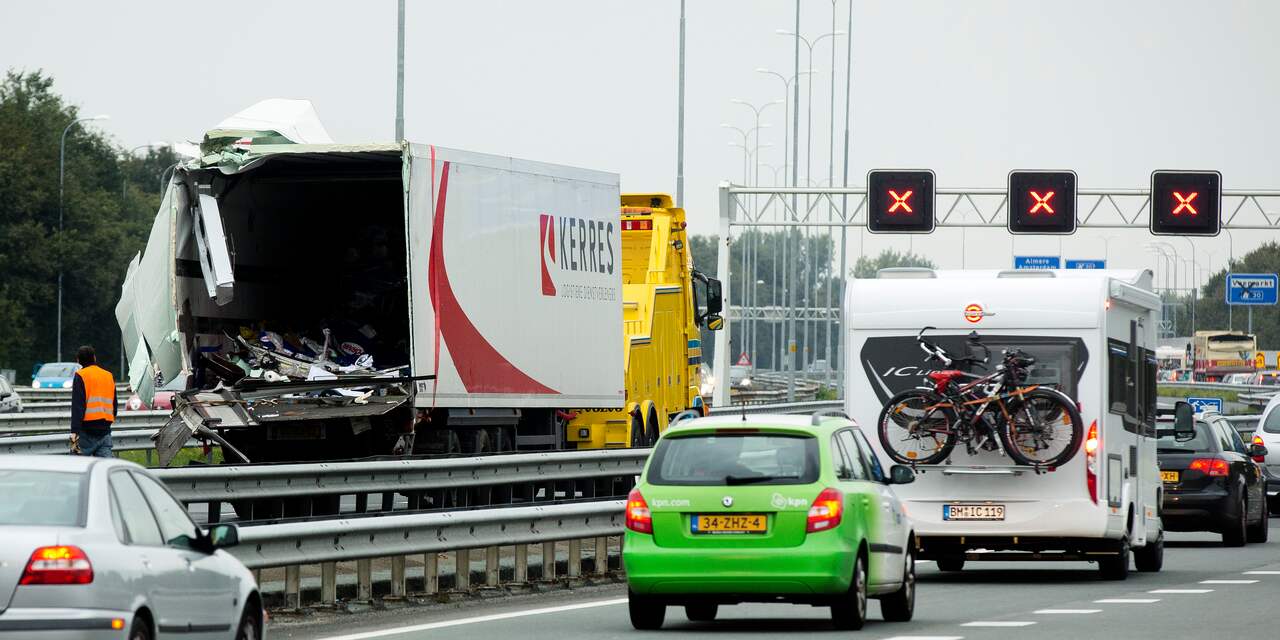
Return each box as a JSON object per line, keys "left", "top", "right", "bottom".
{"left": 1157, "top": 410, "right": 1269, "bottom": 546}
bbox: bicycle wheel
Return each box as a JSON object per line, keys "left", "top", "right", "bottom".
{"left": 878, "top": 389, "right": 958, "bottom": 465}
{"left": 1000, "top": 387, "right": 1083, "bottom": 467}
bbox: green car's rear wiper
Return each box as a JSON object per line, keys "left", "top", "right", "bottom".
{"left": 724, "top": 474, "right": 800, "bottom": 485}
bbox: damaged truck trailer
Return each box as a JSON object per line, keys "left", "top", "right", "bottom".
{"left": 118, "top": 138, "right": 628, "bottom": 465}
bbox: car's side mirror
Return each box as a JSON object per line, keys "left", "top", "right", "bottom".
{"left": 206, "top": 523, "right": 239, "bottom": 550}
{"left": 1248, "top": 443, "right": 1268, "bottom": 461}
{"left": 1173, "top": 401, "right": 1195, "bottom": 439}
{"left": 889, "top": 465, "right": 915, "bottom": 485}
{"left": 0, "top": 390, "right": 9, "bottom": 399}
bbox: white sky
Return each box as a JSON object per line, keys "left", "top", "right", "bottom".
{"left": 4, "top": 0, "right": 1278, "bottom": 285}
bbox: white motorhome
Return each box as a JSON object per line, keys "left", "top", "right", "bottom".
{"left": 845, "top": 269, "right": 1163, "bottom": 579}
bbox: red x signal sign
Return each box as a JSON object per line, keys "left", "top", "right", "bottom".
{"left": 888, "top": 190, "right": 913, "bottom": 213}
{"left": 1029, "top": 190, "right": 1055, "bottom": 214}
{"left": 1172, "top": 191, "right": 1198, "bottom": 215}
{"left": 1151, "top": 170, "right": 1221, "bottom": 236}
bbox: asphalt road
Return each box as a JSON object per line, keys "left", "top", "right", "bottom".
{"left": 271, "top": 520, "right": 1279, "bottom": 640}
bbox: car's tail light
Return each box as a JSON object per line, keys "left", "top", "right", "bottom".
{"left": 1189, "top": 458, "right": 1231, "bottom": 477}
{"left": 625, "top": 489, "right": 653, "bottom": 534}
{"left": 1251, "top": 435, "right": 1267, "bottom": 463}
{"left": 19, "top": 546, "right": 93, "bottom": 585}
{"left": 806, "top": 487, "right": 844, "bottom": 533}
{"left": 1084, "top": 420, "right": 1099, "bottom": 504}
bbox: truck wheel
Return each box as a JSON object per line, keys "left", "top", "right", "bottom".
{"left": 1098, "top": 539, "right": 1130, "bottom": 580}
{"left": 461, "top": 429, "right": 491, "bottom": 455}
{"left": 645, "top": 407, "right": 661, "bottom": 446}
{"left": 1134, "top": 533, "right": 1164, "bottom": 572}
{"left": 629, "top": 414, "right": 645, "bottom": 448}
{"left": 488, "top": 427, "right": 513, "bottom": 452}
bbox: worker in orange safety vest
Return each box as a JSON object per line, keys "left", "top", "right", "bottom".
{"left": 70, "top": 345, "right": 117, "bottom": 457}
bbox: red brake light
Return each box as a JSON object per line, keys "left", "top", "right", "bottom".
{"left": 1084, "top": 420, "right": 1099, "bottom": 504}
{"left": 1189, "top": 458, "right": 1231, "bottom": 477}
{"left": 806, "top": 487, "right": 844, "bottom": 533}
{"left": 626, "top": 488, "right": 653, "bottom": 534}
{"left": 19, "top": 546, "right": 93, "bottom": 585}
{"left": 1252, "top": 436, "right": 1267, "bottom": 463}
{"left": 621, "top": 219, "right": 654, "bottom": 231}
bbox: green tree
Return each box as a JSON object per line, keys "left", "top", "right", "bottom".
{"left": 0, "top": 70, "right": 167, "bottom": 381}
{"left": 852, "top": 248, "right": 936, "bottom": 278}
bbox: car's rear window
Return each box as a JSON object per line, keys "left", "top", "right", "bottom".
{"left": 0, "top": 470, "right": 84, "bottom": 526}
{"left": 1156, "top": 421, "right": 1219, "bottom": 453}
{"left": 36, "top": 363, "right": 77, "bottom": 378}
{"left": 647, "top": 433, "right": 819, "bottom": 486}
{"left": 1262, "top": 408, "right": 1280, "bottom": 434}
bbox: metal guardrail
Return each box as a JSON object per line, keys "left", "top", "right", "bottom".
{"left": 708, "top": 399, "right": 842, "bottom": 416}
{"left": 233, "top": 500, "right": 624, "bottom": 608}
{"left": 0, "top": 428, "right": 185, "bottom": 455}
{"left": 1159, "top": 381, "right": 1280, "bottom": 393}
{"left": 20, "top": 401, "right": 71, "bottom": 411}
{"left": 156, "top": 449, "right": 646, "bottom": 522}
{"left": 20, "top": 387, "right": 130, "bottom": 400}
{"left": 0, "top": 410, "right": 168, "bottom": 435}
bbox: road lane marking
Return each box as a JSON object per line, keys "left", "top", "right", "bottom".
{"left": 880, "top": 637, "right": 964, "bottom": 640}
{"left": 1034, "top": 609, "right": 1101, "bottom": 614}
{"left": 1095, "top": 598, "right": 1159, "bottom": 603}
{"left": 1148, "top": 589, "right": 1213, "bottom": 594}
{"left": 960, "top": 621, "right": 1036, "bottom": 627}
{"left": 1244, "top": 570, "right": 1280, "bottom": 575}
{"left": 1201, "top": 579, "right": 1258, "bottom": 584}
{"left": 313, "top": 598, "right": 628, "bottom": 640}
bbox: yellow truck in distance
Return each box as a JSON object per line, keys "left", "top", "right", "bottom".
{"left": 566, "top": 194, "right": 723, "bottom": 449}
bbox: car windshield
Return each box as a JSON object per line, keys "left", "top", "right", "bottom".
{"left": 647, "top": 433, "right": 819, "bottom": 486}
{"left": 0, "top": 470, "right": 83, "bottom": 526}
{"left": 36, "top": 363, "right": 77, "bottom": 378}
{"left": 1156, "top": 421, "right": 1218, "bottom": 453}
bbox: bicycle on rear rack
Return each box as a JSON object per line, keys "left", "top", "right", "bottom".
{"left": 876, "top": 326, "right": 1083, "bottom": 469}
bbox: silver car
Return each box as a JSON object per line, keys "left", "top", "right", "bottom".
{"left": 0, "top": 455, "right": 263, "bottom": 639}
{"left": 0, "top": 377, "right": 20, "bottom": 414}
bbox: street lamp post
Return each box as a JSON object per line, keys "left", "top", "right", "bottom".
{"left": 729, "top": 99, "right": 780, "bottom": 366}
{"left": 58, "top": 114, "right": 109, "bottom": 362}
{"left": 776, "top": 28, "right": 843, "bottom": 383}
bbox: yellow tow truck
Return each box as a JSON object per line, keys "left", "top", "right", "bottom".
{"left": 565, "top": 194, "right": 722, "bottom": 449}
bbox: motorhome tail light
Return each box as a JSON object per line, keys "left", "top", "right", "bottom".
{"left": 19, "top": 546, "right": 93, "bottom": 585}
{"left": 806, "top": 487, "right": 844, "bottom": 533}
{"left": 1084, "top": 420, "right": 1099, "bottom": 504}
{"left": 1252, "top": 435, "right": 1267, "bottom": 463}
{"left": 1189, "top": 458, "right": 1231, "bottom": 477}
{"left": 625, "top": 489, "right": 653, "bottom": 534}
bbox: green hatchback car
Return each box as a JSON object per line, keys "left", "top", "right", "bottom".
{"left": 623, "top": 412, "right": 918, "bottom": 630}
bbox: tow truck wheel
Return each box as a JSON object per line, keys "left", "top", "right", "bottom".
{"left": 629, "top": 414, "right": 645, "bottom": 448}
{"left": 645, "top": 407, "right": 660, "bottom": 446}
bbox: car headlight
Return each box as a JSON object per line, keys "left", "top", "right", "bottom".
{"left": 31, "top": 380, "right": 40, "bottom": 389}
{"left": 62, "top": 380, "right": 73, "bottom": 389}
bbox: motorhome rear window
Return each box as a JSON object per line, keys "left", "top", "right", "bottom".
{"left": 647, "top": 434, "right": 819, "bottom": 486}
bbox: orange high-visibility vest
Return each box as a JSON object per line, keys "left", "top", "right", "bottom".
{"left": 76, "top": 365, "right": 116, "bottom": 424}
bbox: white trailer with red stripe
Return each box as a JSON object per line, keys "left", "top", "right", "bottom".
{"left": 843, "top": 268, "right": 1165, "bottom": 579}
{"left": 117, "top": 100, "right": 624, "bottom": 462}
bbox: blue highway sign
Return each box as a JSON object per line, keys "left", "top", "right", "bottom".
{"left": 1013, "top": 255, "right": 1061, "bottom": 270}
{"left": 1225, "top": 273, "right": 1278, "bottom": 305}
{"left": 1186, "top": 396, "right": 1223, "bottom": 414}
{"left": 1065, "top": 259, "right": 1106, "bottom": 269}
